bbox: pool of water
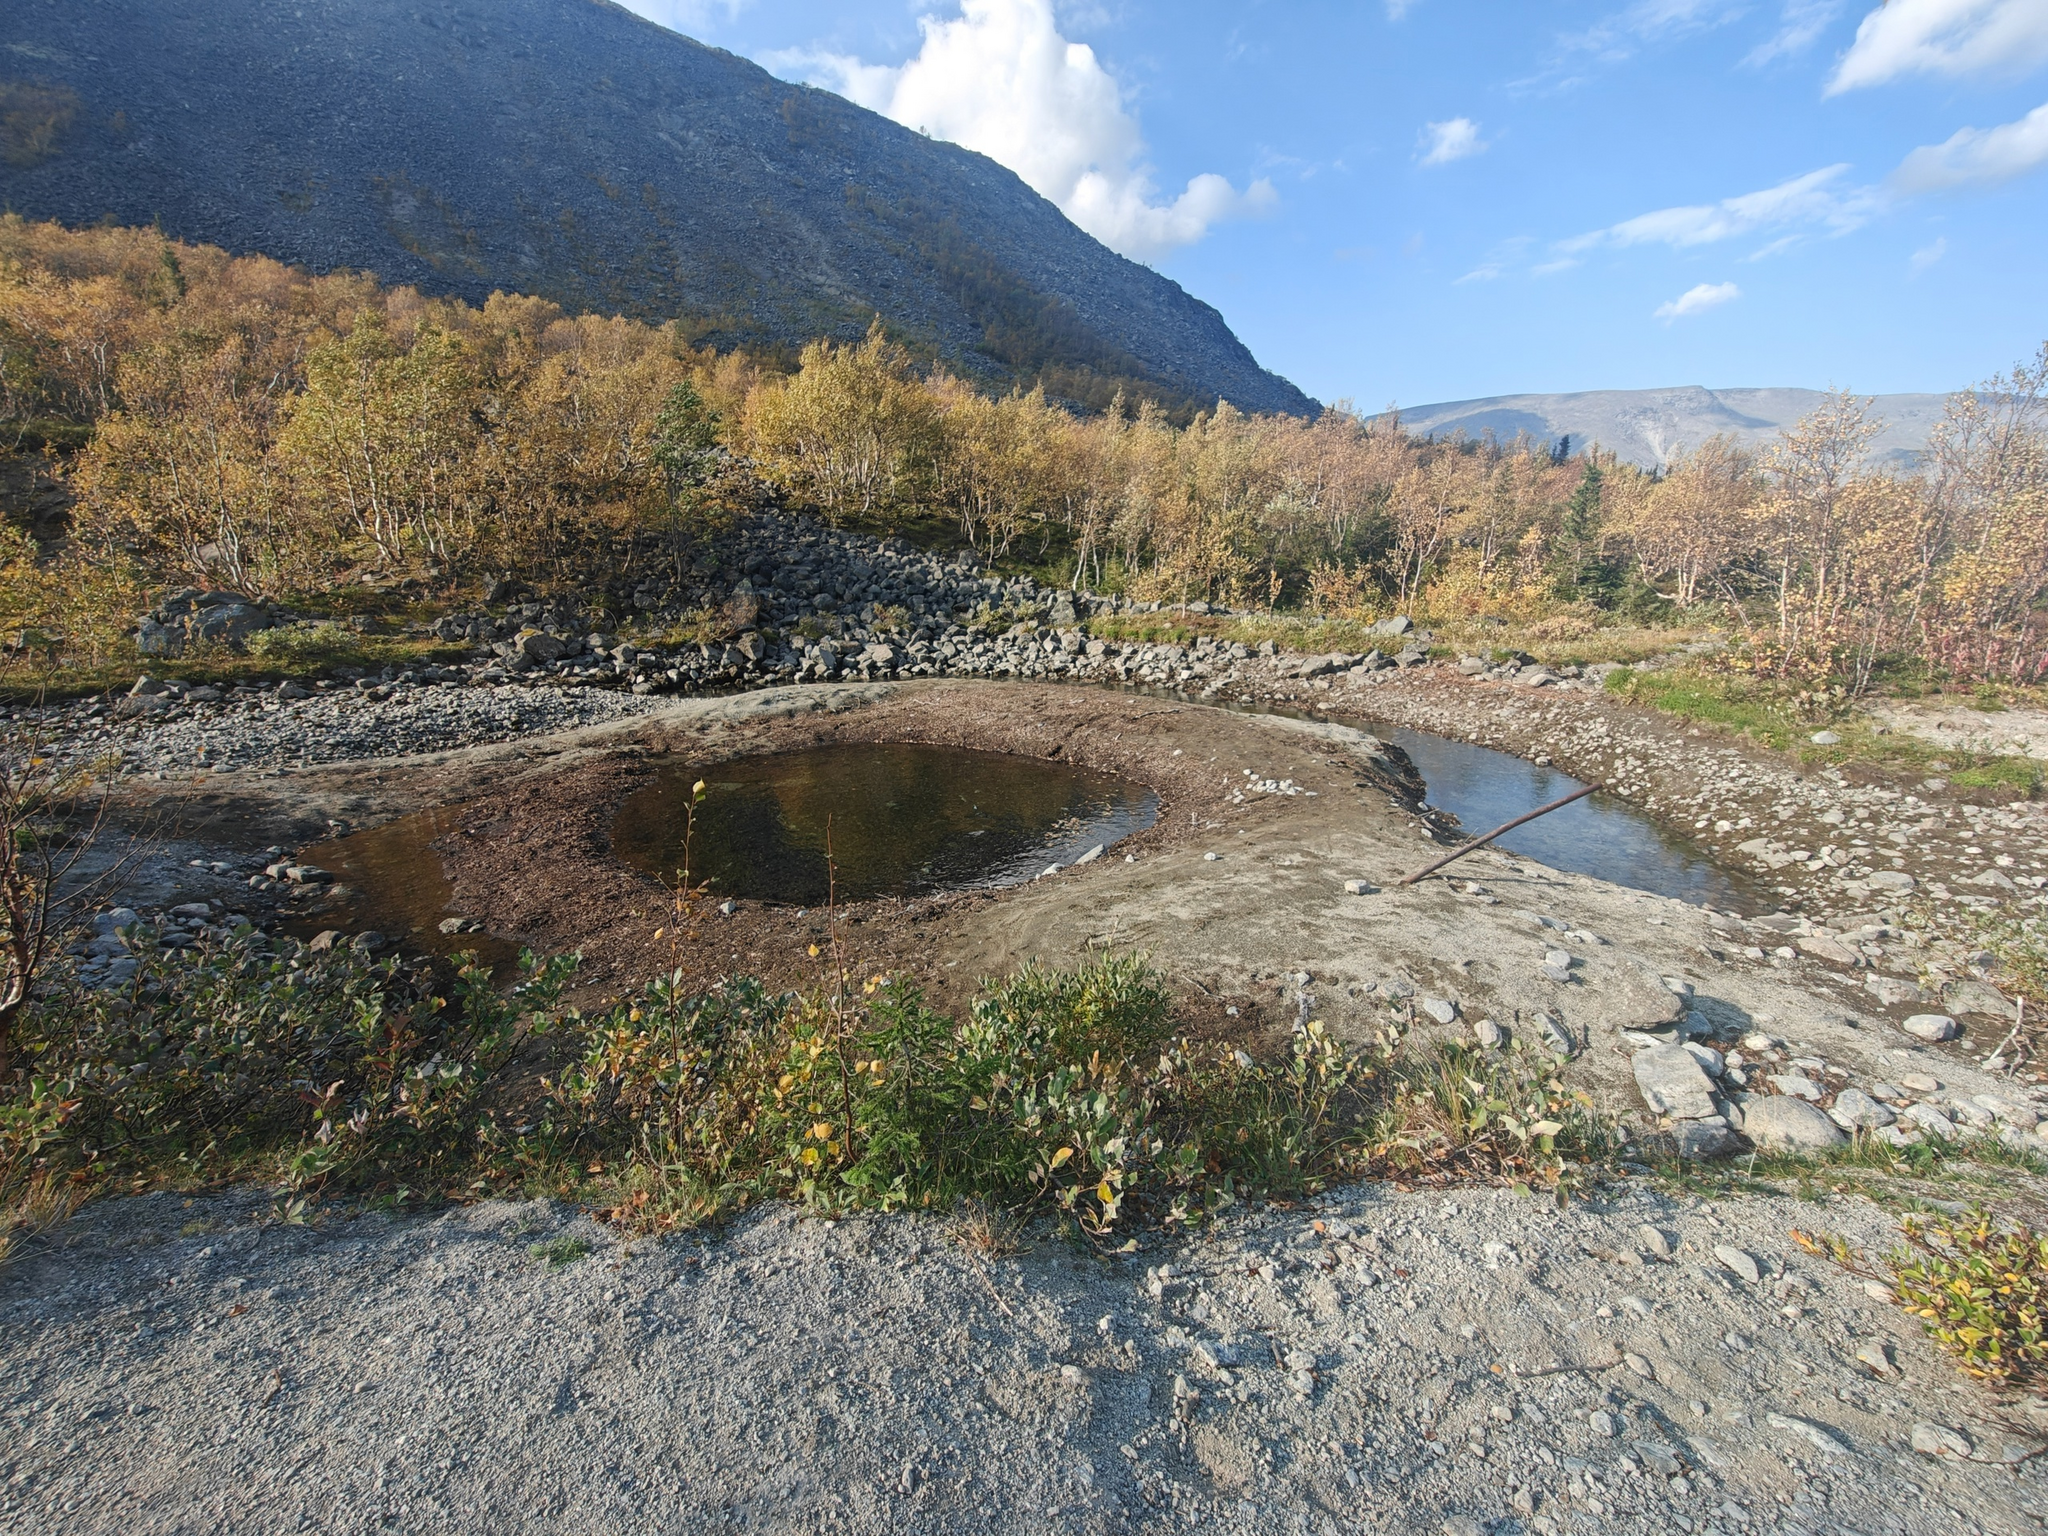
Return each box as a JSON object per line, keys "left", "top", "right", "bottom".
{"left": 293, "top": 806, "right": 524, "bottom": 968}
{"left": 1122, "top": 687, "right": 1756, "bottom": 911}
{"left": 611, "top": 742, "right": 1159, "bottom": 905}
{"left": 1367, "top": 723, "right": 1760, "bottom": 912}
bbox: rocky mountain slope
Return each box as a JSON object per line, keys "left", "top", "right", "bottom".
{"left": 0, "top": 0, "right": 1313, "bottom": 417}
{"left": 1387, "top": 386, "right": 1951, "bottom": 469}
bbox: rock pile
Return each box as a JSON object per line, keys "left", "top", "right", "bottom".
{"left": 134, "top": 589, "right": 279, "bottom": 657}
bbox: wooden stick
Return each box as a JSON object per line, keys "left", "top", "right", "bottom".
{"left": 1398, "top": 781, "right": 1608, "bottom": 887}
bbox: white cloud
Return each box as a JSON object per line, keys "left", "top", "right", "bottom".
{"left": 1827, "top": 0, "right": 2048, "bottom": 94}
{"left": 1744, "top": 0, "right": 1844, "bottom": 66}
{"left": 765, "top": 0, "right": 1273, "bottom": 263}
{"left": 1386, "top": 0, "right": 1419, "bottom": 17}
{"left": 1559, "top": 164, "right": 1882, "bottom": 252}
{"left": 1419, "top": 118, "right": 1487, "bottom": 166}
{"left": 1655, "top": 281, "right": 1741, "bottom": 320}
{"left": 1567, "top": 0, "right": 1746, "bottom": 61}
{"left": 1910, "top": 236, "right": 1950, "bottom": 274}
{"left": 1892, "top": 101, "right": 2048, "bottom": 191}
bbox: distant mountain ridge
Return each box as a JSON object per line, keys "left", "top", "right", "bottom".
{"left": 1384, "top": 386, "right": 1952, "bottom": 469}
{"left": 0, "top": 0, "right": 1314, "bottom": 417}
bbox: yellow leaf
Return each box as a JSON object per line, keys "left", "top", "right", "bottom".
{"left": 808, "top": 944, "right": 821, "bottom": 958}
{"left": 653, "top": 928, "right": 663, "bottom": 939}
{"left": 1097, "top": 1180, "right": 1113, "bottom": 1204}
{"left": 1531, "top": 1120, "right": 1563, "bottom": 1138}
{"left": 692, "top": 779, "right": 706, "bottom": 794}
{"left": 811, "top": 1121, "right": 833, "bottom": 1140}
{"left": 1050, "top": 1146, "right": 1074, "bottom": 1169}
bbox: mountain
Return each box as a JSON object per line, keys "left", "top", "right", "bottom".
{"left": 0, "top": 0, "right": 1314, "bottom": 417}
{"left": 1384, "top": 386, "right": 1953, "bottom": 470}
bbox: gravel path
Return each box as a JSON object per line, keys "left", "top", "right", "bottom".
{"left": 2, "top": 1180, "right": 2037, "bottom": 1536}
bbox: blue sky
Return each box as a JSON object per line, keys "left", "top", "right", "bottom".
{"left": 618, "top": 1, "right": 2048, "bottom": 409}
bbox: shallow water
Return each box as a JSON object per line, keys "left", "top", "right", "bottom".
{"left": 1132, "top": 687, "right": 1757, "bottom": 910}
{"left": 610, "top": 742, "right": 1159, "bottom": 905}
{"left": 294, "top": 807, "right": 523, "bottom": 967}
{"left": 1367, "top": 724, "right": 1759, "bottom": 911}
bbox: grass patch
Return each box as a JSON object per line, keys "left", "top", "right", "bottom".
{"left": 0, "top": 632, "right": 475, "bottom": 703}
{"left": 527, "top": 1235, "right": 591, "bottom": 1268}
{"left": 1604, "top": 663, "right": 2043, "bottom": 795}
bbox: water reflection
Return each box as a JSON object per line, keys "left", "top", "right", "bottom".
{"left": 611, "top": 743, "right": 1158, "bottom": 905}
{"left": 1366, "top": 724, "right": 1759, "bottom": 912}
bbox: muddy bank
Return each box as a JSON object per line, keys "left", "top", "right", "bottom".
{"left": 93, "top": 678, "right": 2042, "bottom": 1151}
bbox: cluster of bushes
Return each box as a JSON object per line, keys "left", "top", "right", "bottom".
{"left": 0, "top": 929, "right": 1602, "bottom": 1254}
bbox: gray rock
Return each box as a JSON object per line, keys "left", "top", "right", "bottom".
{"left": 1828, "top": 1088, "right": 1896, "bottom": 1130}
{"left": 1766, "top": 1412, "right": 1851, "bottom": 1456}
{"left": 1810, "top": 730, "right": 1842, "bottom": 745}
{"left": 1472, "top": 1018, "right": 1502, "bottom": 1049}
{"left": 1901, "top": 1013, "right": 1960, "bottom": 1042}
{"left": 1901, "top": 1104, "right": 1958, "bottom": 1140}
{"left": 1865, "top": 974, "right": 1927, "bottom": 1006}
{"left": 1768, "top": 1073, "right": 1822, "bottom": 1101}
{"left": 1867, "top": 871, "right": 1917, "bottom": 892}
{"left": 1420, "top": 997, "right": 1459, "bottom": 1026}
{"left": 1658, "top": 1121, "right": 1744, "bottom": 1160}
{"left": 1911, "top": 1423, "right": 1972, "bottom": 1459}
{"left": 1637, "top": 1225, "right": 1674, "bottom": 1259}
{"left": 1633, "top": 1044, "right": 1719, "bottom": 1121}
{"left": 1743, "top": 1096, "right": 1847, "bottom": 1152}
{"left": 1632, "top": 1439, "right": 1682, "bottom": 1475}
{"left": 1713, "top": 1244, "right": 1763, "bottom": 1284}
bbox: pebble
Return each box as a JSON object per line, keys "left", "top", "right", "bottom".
{"left": 1713, "top": 1245, "right": 1762, "bottom": 1285}
{"left": 1902, "top": 1013, "right": 1961, "bottom": 1042}
{"left": 1911, "top": 1423, "right": 1973, "bottom": 1459}
{"left": 1420, "top": 998, "right": 1459, "bottom": 1025}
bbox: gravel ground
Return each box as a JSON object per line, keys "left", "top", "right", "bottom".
{"left": 54, "top": 684, "right": 668, "bottom": 778}
{"left": 3, "top": 1180, "right": 2039, "bottom": 1536}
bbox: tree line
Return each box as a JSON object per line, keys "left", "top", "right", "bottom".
{"left": 2, "top": 216, "right": 2044, "bottom": 685}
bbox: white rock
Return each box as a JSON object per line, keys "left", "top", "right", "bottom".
{"left": 1911, "top": 1423, "right": 1973, "bottom": 1459}
{"left": 1902, "top": 1014, "right": 1960, "bottom": 1042}
{"left": 1766, "top": 1412, "right": 1850, "bottom": 1456}
{"left": 1472, "top": 1018, "right": 1502, "bottom": 1049}
{"left": 1342, "top": 878, "right": 1375, "bottom": 895}
{"left": 1684, "top": 1042, "right": 1725, "bottom": 1075}
{"left": 1902, "top": 1103, "right": 1958, "bottom": 1139}
{"left": 1828, "top": 1088, "right": 1896, "bottom": 1130}
{"left": 1420, "top": 997, "right": 1459, "bottom": 1025}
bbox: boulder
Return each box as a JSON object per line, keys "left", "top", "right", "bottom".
{"left": 1743, "top": 1096, "right": 1847, "bottom": 1152}
{"left": 1632, "top": 1044, "right": 1719, "bottom": 1122}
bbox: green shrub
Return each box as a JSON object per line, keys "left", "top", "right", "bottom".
{"left": 1891, "top": 1208, "right": 2048, "bottom": 1389}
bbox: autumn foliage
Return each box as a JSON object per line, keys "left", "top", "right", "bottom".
{"left": 3, "top": 216, "right": 2046, "bottom": 687}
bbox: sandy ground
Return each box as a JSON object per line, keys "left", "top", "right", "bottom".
{"left": 4, "top": 1177, "right": 2042, "bottom": 1536}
